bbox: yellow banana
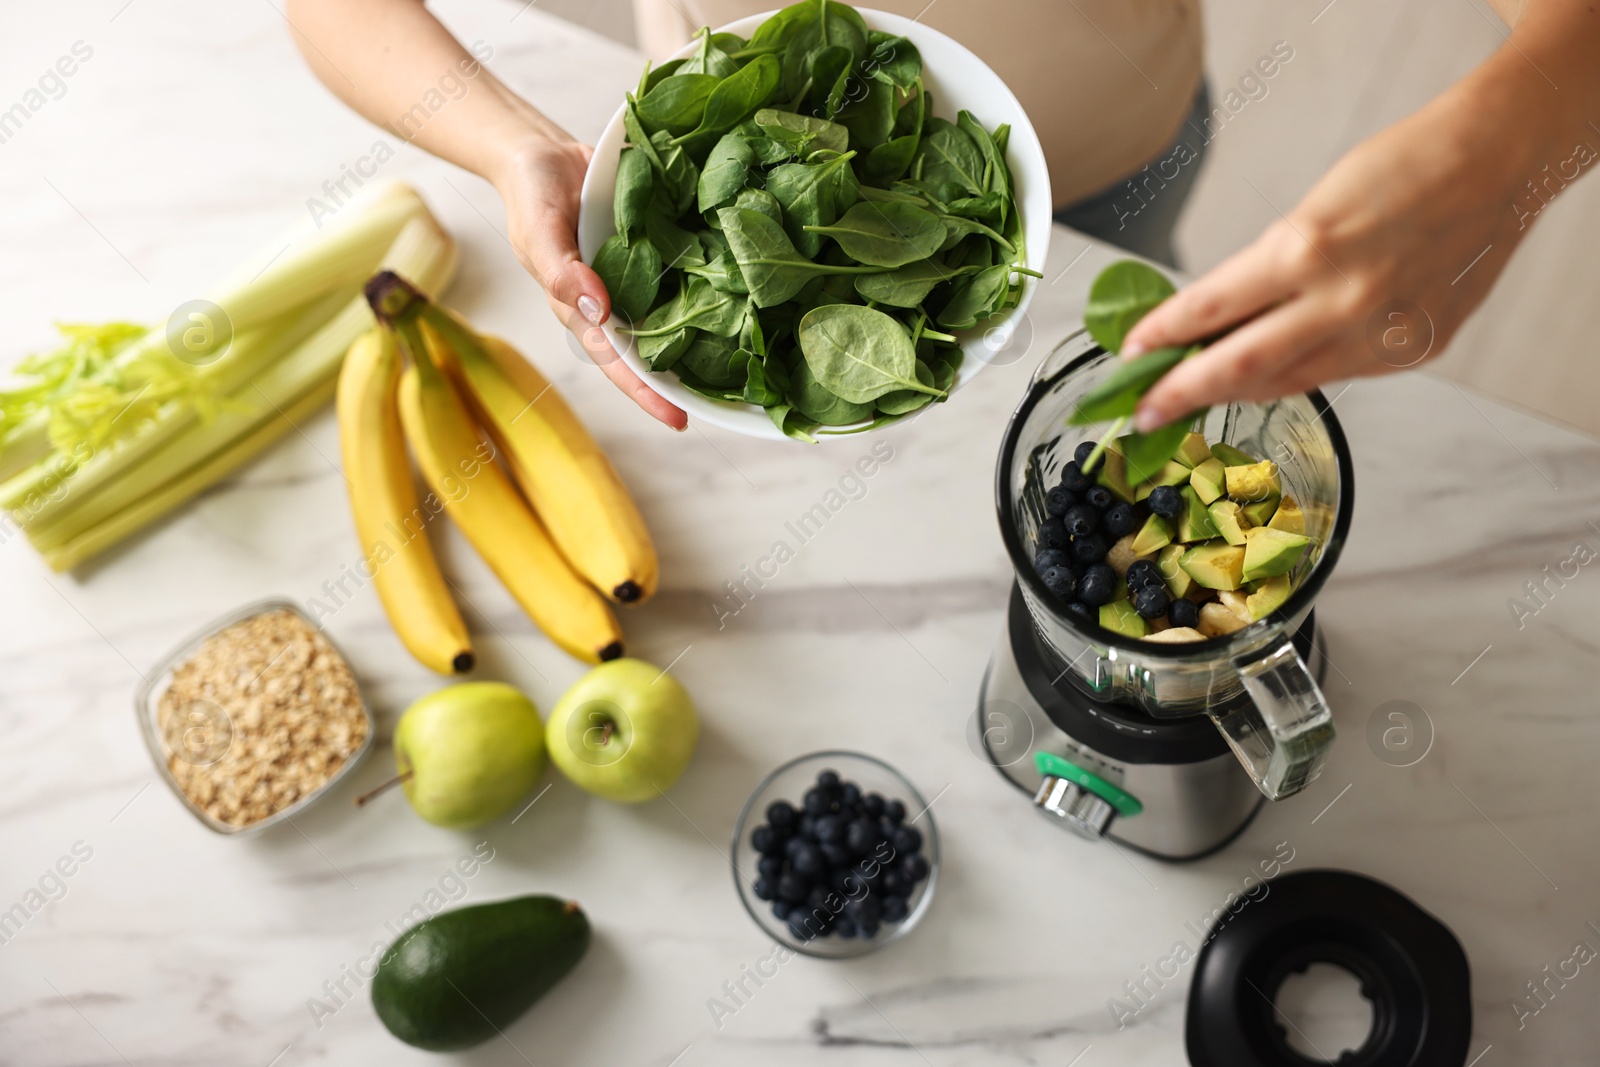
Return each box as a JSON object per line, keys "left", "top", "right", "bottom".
{"left": 391, "top": 320, "right": 624, "bottom": 664}
{"left": 336, "top": 328, "right": 473, "bottom": 675}
{"left": 419, "top": 309, "right": 660, "bottom": 604}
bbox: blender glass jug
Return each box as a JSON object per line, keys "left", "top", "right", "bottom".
{"left": 997, "top": 329, "right": 1355, "bottom": 800}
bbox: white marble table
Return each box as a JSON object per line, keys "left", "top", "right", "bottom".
{"left": 4, "top": 2, "right": 1600, "bottom": 1064}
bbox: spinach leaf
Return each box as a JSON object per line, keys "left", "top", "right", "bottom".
{"left": 797, "top": 303, "right": 944, "bottom": 403}
{"left": 853, "top": 259, "right": 971, "bottom": 308}
{"left": 761, "top": 0, "right": 870, "bottom": 100}
{"left": 766, "top": 402, "right": 820, "bottom": 442}
{"left": 789, "top": 352, "right": 875, "bottom": 425}
{"left": 1119, "top": 416, "right": 1204, "bottom": 484}
{"left": 646, "top": 211, "right": 704, "bottom": 270}
{"left": 718, "top": 206, "right": 890, "bottom": 307}
{"left": 936, "top": 263, "right": 1010, "bottom": 329}
{"left": 803, "top": 200, "right": 946, "bottom": 268}
{"left": 1083, "top": 260, "right": 1175, "bottom": 353}
{"left": 682, "top": 231, "right": 749, "bottom": 293}
{"left": 637, "top": 73, "right": 719, "bottom": 136}
{"left": 944, "top": 190, "right": 1005, "bottom": 225}
{"left": 866, "top": 35, "right": 921, "bottom": 90}
{"left": 648, "top": 131, "right": 699, "bottom": 218}
{"left": 623, "top": 98, "right": 665, "bottom": 172}
{"left": 621, "top": 276, "right": 741, "bottom": 338}
{"left": 860, "top": 78, "right": 924, "bottom": 186}
{"left": 673, "top": 54, "right": 781, "bottom": 145}
{"left": 698, "top": 133, "right": 758, "bottom": 214}
{"left": 679, "top": 28, "right": 741, "bottom": 78}
{"left": 613, "top": 146, "right": 654, "bottom": 242}
{"left": 677, "top": 332, "right": 750, "bottom": 388}
{"left": 765, "top": 150, "right": 859, "bottom": 257}
{"left": 876, "top": 359, "right": 937, "bottom": 415}
{"left": 915, "top": 118, "right": 986, "bottom": 197}
{"left": 957, "top": 110, "right": 1009, "bottom": 216}
{"left": 743, "top": 354, "right": 784, "bottom": 405}
{"left": 835, "top": 78, "right": 897, "bottom": 150}
{"left": 1067, "top": 345, "right": 1193, "bottom": 425}
{"left": 807, "top": 44, "right": 854, "bottom": 117}
{"left": 640, "top": 58, "right": 686, "bottom": 97}
{"left": 857, "top": 185, "right": 926, "bottom": 206}
{"left": 754, "top": 108, "right": 849, "bottom": 156}
{"left": 592, "top": 233, "right": 663, "bottom": 323}
{"left": 735, "top": 186, "right": 785, "bottom": 228}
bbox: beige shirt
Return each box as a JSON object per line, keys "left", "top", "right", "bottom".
{"left": 632, "top": 0, "right": 1204, "bottom": 207}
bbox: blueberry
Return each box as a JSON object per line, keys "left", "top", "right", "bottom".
{"left": 777, "top": 871, "right": 810, "bottom": 903}
{"left": 772, "top": 900, "right": 792, "bottom": 921}
{"left": 846, "top": 818, "right": 882, "bottom": 855}
{"left": 1065, "top": 601, "right": 1095, "bottom": 626}
{"left": 881, "top": 869, "right": 911, "bottom": 897}
{"left": 891, "top": 825, "right": 922, "bottom": 854}
{"left": 792, "top": 843, "right": 824, "bottom": 879}
{"left": 862, "top": 793, "right": 885, "bottom": 819}
{"left": 1037, "top": 517, "right": 1070, "bottom": 550}
{"left": 884, "top": 799, "right": 906, "bottom": 824}
{"left": 817, "top": 769, "right": 841, "bottom": 789}
{"left": 831, "top": 868, "right": 861, "bottom": 895}
{"left": 814, "top": 814, "right": 845, "bottom": 846}
{"left": 821, "top": 843, "right": 852, "bottom": 867}
{"left": 1133, "top": 584, "right": 1171, "bottom": 619}
{"left": 805, "top": 885, "right": 830, "bottom": 911}
{"left": 1085, "top": 485, "right": 1113, "bottom": 510}
{"left": 1100, "top": 503, "right": 1135, "bottom": 538}
{"left": 858, "top": 919, "right": 881, "bottom": 939}
{"left": 1126, "top": 559, "right": 1163, "bottom": 591}
{"left": 1060, "top": 460, "right": 1092, "bottom": 492}
{"left": 1078, "top": 564, "right": 1116, "bottom": 606}
{"left": 754, "top": 877, "right": 777, "bottom": 901}
{"left": 1148, "top": 484, "right": 1184, "bottom": 519}
{"left": 787, "top": 913, "right": 817, "bottom": 941}
{"left": 881, "top": 894, "right": 909, "bottom": 923}
{"left": 751, "top": 825, "right": 780, "bottom": 855}
{"left": 1168, "top": 597, "right": 1200, "bottom": 629}
{"left": 803, "top": 788, "right": 828, "bottom": 816}
{"left": 785, "top": 835, "right": 807, "bottom": 861}
{"left": 766, "top": 800, "right": 797, "bottom": 830}
{"left": 1071, "top": 532, "right": 1109, "bottom": 565}
{"left": 758, "top": 856, "right": 783, "bottom": 881}
{"left": 1040, "top": 564, "right": 1077, "bottom": 601}
{"left": 899, "top": 853, "right": 930, "bottom": 883}
{"left": 1033, "top": 548, "right": 1069, "bottom": 575}
{"left": 797, "top": 814, "right": 817, "bottom": 841}
{"left": 1074, "top": 440, "right": 1099, "bottom": 470}
{"left": 834, "top": 917, "right": 858, "bottom": 938}
{"left": 1045, "top": 485, "right": 1075, "bottom": 517}
{"left": 1062, "top": 504, "right": 1100, "bottom": 538}
{"left": 846, "top": 895, "right": 882, "bottom": 925}
{"left": 840, "top": 783, "right": 861, "bottom": 809}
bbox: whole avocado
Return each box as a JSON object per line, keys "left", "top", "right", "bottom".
{"left": 371, "top": 895, "right": 591, "bottom": 1050}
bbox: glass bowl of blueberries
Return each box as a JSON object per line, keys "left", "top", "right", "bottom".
{"left": 731, "top": 751, "right": 940, "bottom": 958}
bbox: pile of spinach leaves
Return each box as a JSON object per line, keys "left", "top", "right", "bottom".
{"left": 590, "top": 0, "right": 1034, "bottom": 441}
{"left": 1072, "top": 259, "right": 1204, "bottom": 479}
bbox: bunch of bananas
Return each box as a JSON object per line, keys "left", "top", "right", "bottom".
{"left": 337, "top": 271, "right": 657, "bottom": 672}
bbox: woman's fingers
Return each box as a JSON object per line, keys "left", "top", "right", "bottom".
{"left": 522, "top": 200, "right": 611, "bottom": 327}
{"left": 1134, "top": 290, "right": 1341, "bottom": 429}
{"left": 549, "top": 295, "right": 687, "bottom": 430}
{"left": 1121, "top": 226, "right": 1301, "bottom": 357}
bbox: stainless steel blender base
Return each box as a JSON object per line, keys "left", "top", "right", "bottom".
{"left": 973, "top": 587, "right": 1329, "bottom": 862}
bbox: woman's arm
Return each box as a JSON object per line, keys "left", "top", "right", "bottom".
{"left": 283, "top": 0, "right": 687, "bottom": 428}
{"left": 1120, "top": 0, "right": 1600, "bottom": 430}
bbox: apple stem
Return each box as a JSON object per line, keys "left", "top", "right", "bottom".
{"left": 354, "top": 770, "right": 414, "bottom": 807}
{"left": 600, "top": 722, "right": 614, "bottom": 746}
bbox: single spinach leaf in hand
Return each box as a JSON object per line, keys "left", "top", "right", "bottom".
{"left": 789, "top": 352, "right": 875, "bottom": 425}
{"left": 915, "top": 118, "right": 986, "bottom": 197}
{"left": 637, "top": 73, "right": 719, "bottom": 136}
{"left": 935, "top": 262, "right": 1010, "bottom": 329}
{"left": 698, "top": 133, "right": 758, "bottom": 214}
{"left": 754, "top": 108, "right": 849, "bottom": 156}
{"left": 1067, "top": 345, "right": 1194, "bottom": 425}
{"left": 674, "top": 54, "right": 781, "bottom": 145}
{"left": 803, "top": 200, "right": 946, "bottom": 268}
{"left": 718, "top": 206, "right": 890, "bottom": 307}
{"left": 1084, "top": 260, "right": 1176, "bottom": 353}
{"left": 876, "top": 359, "right": 937, "bottom": 415}
{"left": 1120, "top": 414, "right": 1206, "bottom": 483}
{"left": 614, "top": 146, "right": 655, "bottom": 242}
{"left": 765, "top": 150, "right": 859, "bottom": 257}
{"left": 592, "top": 233, "right": 663, "bottom": 323}
{"left": 797, "top": 303, "right": 944, "bottom": 403}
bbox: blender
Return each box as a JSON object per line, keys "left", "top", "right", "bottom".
{"left": 976, "top": 329, "right": 1354, "bottom": 860}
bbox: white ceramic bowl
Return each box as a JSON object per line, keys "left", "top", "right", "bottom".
{"left": 577, "top": 8, "right": 1053, "bottom": 440}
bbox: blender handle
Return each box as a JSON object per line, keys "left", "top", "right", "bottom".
{"left": 1211, "top": 638, "right": 1336, "bottom": 801}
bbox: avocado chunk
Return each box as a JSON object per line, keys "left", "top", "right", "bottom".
{"left": 1190, "top": 458, "right": 1226, "bottom": 505}
{"left": 1095, "top": 446, "right": 1136, "bottom": 503}
{"left": 1246, "top": 575, "right": 1293, "bottom": 620}
{"left": 1225, "top": 461, "right": 1281, "bottom": 505}
{"left": 1209, "top": 499, "right": 1249, "bottom": 546}
{"left": 1210, "top": 441, "right": 1258, "bottom": 467}
{"left": 1174, "top": 431, "right": 1213, "bottom": 468}
{"left": 1267, "top": 495, "right": 1306, "bottom": 535}
{"left": 1156, "top": 543, "right": 1194, "bottom": 598}
{"left": 1180, "top": 540, "right": 1246, "bottom": 591}
{"left": 1131, "top": 513, "right": 1175, "bottom": 555}
{"left": 1241, "top": 526, "right": 1312, "bottom": 582}
{"left": 1099, "top": 600, "right": 1149, "bottom": 639}
{"left": 1242, "top": 495, "right": 1281, "bottom": 527}
{"left": 1135, "top": 460, "right": 1192, "bottom": 500}
{"left": 372, "top": 895, "right": 591, "bottom": 1051}
{"left": 1177, "top": 485, "right": 1219, "bottom": 542}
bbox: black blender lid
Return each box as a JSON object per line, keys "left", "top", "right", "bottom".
{"left": 1186, "top": 869, "right": 1472, "bottom": 1067}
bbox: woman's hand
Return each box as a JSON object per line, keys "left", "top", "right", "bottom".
{"left": 1119, "top": 81, "right": 1535, "bottom": 432}
{"left": 493, "top": 137, "right": 688, "bottom": 430}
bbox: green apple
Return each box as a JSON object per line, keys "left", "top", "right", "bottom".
{"left": 545, "top": 659, "right": 697, "bottom": 803}
{"left": 395, "top": 682, "right": 545, "bottom": 828}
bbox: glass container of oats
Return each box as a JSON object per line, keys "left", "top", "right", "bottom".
{"left": 135, "top": 599, "right": 374, "bottom": 836}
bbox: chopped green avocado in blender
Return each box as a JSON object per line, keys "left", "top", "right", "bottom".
{"left": 1177, "top": 485, "right": 1219, "bottom": 542}
{"left": 1156, "top": 543, "right": 1194, "bottom": 598}
{"left": 1190, "top": 458, "right": 1226, "bottom": 505}
{"left": 1131, "top": 513, "right": 1175, "bottom": 555}
{"left": 1242, "top": 495, "right": 1281, "bottom": 527}
{"left": 1208, "top": 499, "right": 1249, "bottom": 545}
{"left": 1225, "top": 461, "right": 1281, "bottom": 505}
{"left": 1209, "top": 442, "right": 1258, "bottom": 467}
{"left": 1180, "top": 541, "right": 1246, "bottom": 591}
{"left": 1267, "top": 495, "right": 1306, "bottom": 534}
{"left": 1174, "top": 432, "right": 1213, "bottom": 468}
{"left": 1099, "top": 600, "right": 1149, "bottom": 639}
{"left": 1242, "top": 527, "right": 1311, "bottom": 582}
{"left": 1135, "top": 460, "right": 1192, "bottom": 500}
{"left": 1246, "top": 575, "right": 1293, "bottom": 619}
